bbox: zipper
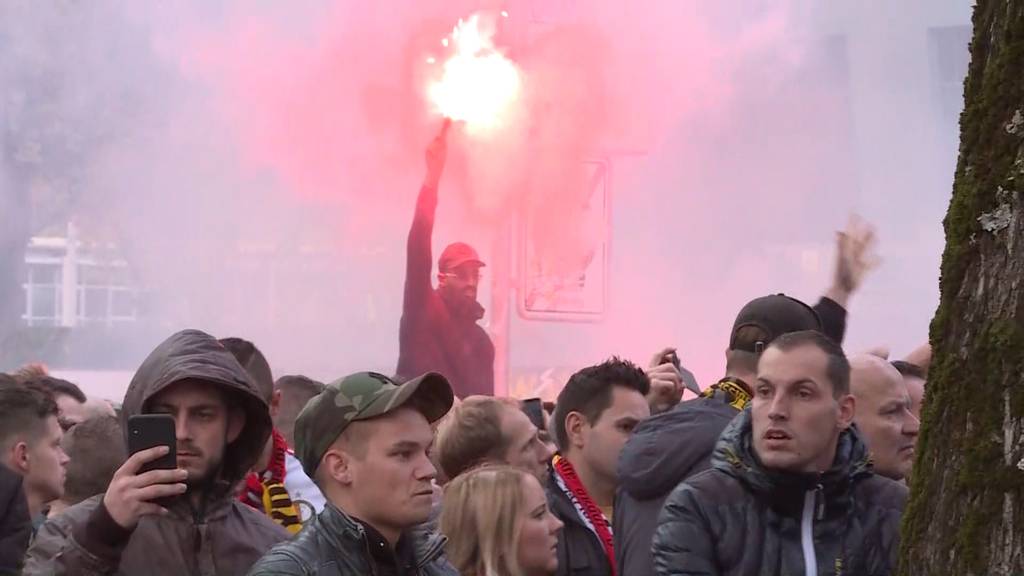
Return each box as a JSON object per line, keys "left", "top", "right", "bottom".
{"left": 355, "top": 525, "right": 379, "bottom": 576}
{"left": 801, "top": 485, "right": 821, "bottom": 576}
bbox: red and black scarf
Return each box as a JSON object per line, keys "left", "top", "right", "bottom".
{"left": 239, "top": 429, "right": 303, "bottom": 534}
{"left": 552, "top": 454, "right": 616, "bottom": 576}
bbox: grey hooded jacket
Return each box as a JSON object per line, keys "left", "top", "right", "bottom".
{"left": 24, "top": 330, "right": 289, "bottom": 575}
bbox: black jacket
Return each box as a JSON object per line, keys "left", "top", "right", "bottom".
{"left": 0, "top": 464, "right": 30, "bottom": 575}
{"left": 547, "top": 467, "right": 613, "bottom": 576}
{"left": 653, "top": 409, "right": 907, "bottom": 576}
{"left": 247, "top": 502, "right": 458, "bottom": 576}
{"left": 614, "top": 385, "right": 739, "bottom": 576}
{"left": 397, "top": 185, "right": 495, "bottom": 397}
{"left": 614, "top": 297, "right": 847, "bottom": 576}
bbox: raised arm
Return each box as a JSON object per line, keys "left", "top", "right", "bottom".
{"left": 404, "top": 121, "right": 451, "bottom": 307}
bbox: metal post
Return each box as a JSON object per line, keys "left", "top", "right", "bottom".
{"left": 61, "top": 221, "right": 78, "bottom": 327}
{"left": 490, "top": 220, "right": 513, "bottom": 397}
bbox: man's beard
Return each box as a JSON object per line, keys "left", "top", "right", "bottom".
{"left": 180, "top": 442, "right": 225, "bottom": 491}
{"left": 440, "top": 287, "right": 485, "bottom": 321}
{"left": 184, "top": 456, "right": 223, "bottom": 490}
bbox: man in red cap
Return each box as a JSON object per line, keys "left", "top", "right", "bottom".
{"left": 397, "top": 123, "right": 495, "bottom": 397}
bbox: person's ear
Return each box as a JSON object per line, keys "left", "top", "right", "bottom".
{"left": 322, "top": 448, "right": 354, "bottom": 485}
{"left": 227, "top": 406, "right": 246, "bottom": 443}
{"left": 837, "top": 394, "right": 856, "bottom": 429}
{"left": 269, "top": 390, "right": 282, "bottom": 419}
{"left": 565, "top": 411, "right": 588, "bottom": 451}
{"left": 10, "top": 441, "right": 30, "bottom": 475}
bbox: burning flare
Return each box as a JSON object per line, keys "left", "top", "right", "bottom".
{"left": 427, "top": 13, "right": 521, "bottom": 134}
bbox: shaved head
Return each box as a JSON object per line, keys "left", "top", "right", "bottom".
{"left": 849, "top": 355, "right": 919, "bottom": 480}
{"left": 892, "top": 360, "right": 926, "bottom": 419}
{"left": 850, "top": 355, "right": 905, "bottom": 398}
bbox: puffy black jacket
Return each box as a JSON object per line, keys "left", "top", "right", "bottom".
{"left": 614, "top": 297, "right": 848, "bottom": 576}
{"left": 613, "top": 384, "right": 740, "bottom": 576}
{"left": 653, "top": 409, "right": 907, "bottom": 576}
{"left": 247, "top": 502, "right": 458, "bottom": 576}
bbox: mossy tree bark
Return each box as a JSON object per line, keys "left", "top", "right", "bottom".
{"left": 898, "top": 2, "right": 1024, "bottom": 574}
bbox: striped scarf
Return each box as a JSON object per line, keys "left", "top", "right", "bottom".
{"left": 701, "top": 377, "right": 753, "bottom": 411}
{"left": 552, "top": 454, "right": 617, "bottom": 576}
{"left": 240, "top": 429, "right": 303, "bottom": 534}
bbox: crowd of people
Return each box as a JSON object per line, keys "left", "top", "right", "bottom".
{"left": 0, "top": 128, "right": 929, "bottom": 575}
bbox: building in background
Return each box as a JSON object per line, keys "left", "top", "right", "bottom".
{"left": 23, "top": 224, "right": 142, "bottom": 329}
{"left": 8, "top": 1, "right": 973, "bottom": 401}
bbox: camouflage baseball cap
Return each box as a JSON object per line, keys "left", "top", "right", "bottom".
{"left": 294, "top": 371, "right": 454, "bottom": 477}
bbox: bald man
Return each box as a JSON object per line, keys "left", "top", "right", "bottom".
{"left": 849, "top": 355, "right": 920, "bottom": 480}
{"left": 892, "top": 360, "right": 926, "bottom": 420}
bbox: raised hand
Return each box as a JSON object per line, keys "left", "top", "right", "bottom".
{"left": 102, "top": 446, "right": 188, "bottom": 530}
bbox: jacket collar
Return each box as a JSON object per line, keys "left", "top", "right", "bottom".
{"left": 318, "top": 502, "right": 448, "bottom": 570}
{"left": 712, "top": 408, "right": 873, "bottom": 515}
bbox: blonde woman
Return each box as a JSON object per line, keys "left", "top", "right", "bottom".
{"left": 441, "top": 465, "right": 563, "bottom": 576}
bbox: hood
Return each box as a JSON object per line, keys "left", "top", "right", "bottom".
{"left": 618, "top": 393, "right": 740, "bottom": 500}
{"left": 121, "top": 329, "right": 272, "bottom": 492}
{"left": 711, "top": 407, "right": 872, "bottom": 511}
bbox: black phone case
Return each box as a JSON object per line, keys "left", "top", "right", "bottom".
{"left": 127, "top": 414, "right": 177, "bottom": 474}
{"left": 522, "top": 398, "right": 545, "bottom": 431}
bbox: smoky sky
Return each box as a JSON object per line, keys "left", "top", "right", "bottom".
{"left": 1, "top": 0, "right": 970, "bottom": 396}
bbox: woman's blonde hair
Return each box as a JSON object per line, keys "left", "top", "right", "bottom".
{"left": 440, "top": 465, "right": 531, "bottom": 576}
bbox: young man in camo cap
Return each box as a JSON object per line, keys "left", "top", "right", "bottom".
{"left": 247, "top": 371, "right": 458, "bottom": 576}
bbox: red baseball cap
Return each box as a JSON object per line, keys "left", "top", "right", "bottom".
{"left": 439, "top": 242, "right": 485, "bottom": 272}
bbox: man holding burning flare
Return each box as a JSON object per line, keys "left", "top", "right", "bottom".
{"left": 397, "top": 121, "right": 495, "bottom": 398}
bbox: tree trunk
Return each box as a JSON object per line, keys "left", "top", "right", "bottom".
{"left": 898, "top": 2, "right": 1024, "bottom": 574}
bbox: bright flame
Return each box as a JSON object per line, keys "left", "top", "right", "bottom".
{"left": 428, "top": 13, "right": 522, "bottom": 134}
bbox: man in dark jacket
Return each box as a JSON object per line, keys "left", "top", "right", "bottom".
{"left": 397, "top": 122, "right": 495, "bottom": 397}
{"left": 615, "top": 293, "right": 839, "bottom": 576}
{"left": 653, "top": 331, "right": 907, "bottom": 575}
{"left": 614, "top": 217, "right": 878, "bottom": 576}
{"left": 247, "top": 371, "right": 458, "bottom": 576}
{"left": 24, "top": 329, "right": 289, "bottom": 575}
{"left": 547, "top": 359, "right": 651, "bottom": 576}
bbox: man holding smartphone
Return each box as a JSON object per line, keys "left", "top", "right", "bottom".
{"left": 25, "top": 329, "right": 289, "bottom": 575}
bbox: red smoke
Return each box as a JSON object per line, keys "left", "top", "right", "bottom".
{"left": 134, "top": 1, "right": 863, "bottom": 387}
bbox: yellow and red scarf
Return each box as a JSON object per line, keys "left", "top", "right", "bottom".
{"left": 552, "top": 454, "right": 617, "bottom": 576}
{"left": 239, "top": 429, "right": 303, "bottom": 534}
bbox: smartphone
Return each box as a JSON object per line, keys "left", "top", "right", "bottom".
{"left": 127, "top": 414, "right": 177, "bottom": 474}
{"left": 662, "top": 350, "right": 681, "bottom": 371}
{"left": 521, "top": 398, "right": 545, "bottom": 432}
